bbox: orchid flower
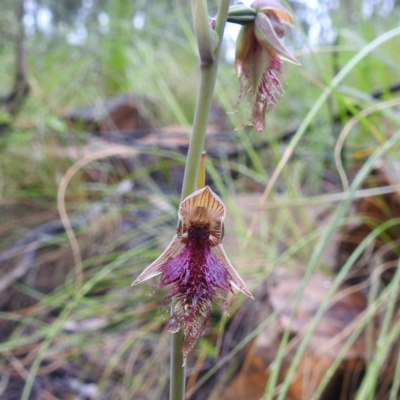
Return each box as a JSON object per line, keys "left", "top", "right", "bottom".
{"left": 132, "top": 186, "right": 252, "bottom": 361}
{"left": 229, "top": 0, "right": 300, "bottom": 132}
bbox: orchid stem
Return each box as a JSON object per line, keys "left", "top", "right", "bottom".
{"left": 181, "top": 0, "right": 229, "bottom": 201}
{"left": 170, "top": 0, "right": 230, "bottom": 399}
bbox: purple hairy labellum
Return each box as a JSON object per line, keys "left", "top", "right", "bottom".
{"left": 132, "top": 186, "right": 252, "bottom": 361}
{"left": 233, "top": 0, "right": 300, "bottom": 132}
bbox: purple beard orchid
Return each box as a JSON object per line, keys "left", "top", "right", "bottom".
{"left": 132, "top": 186, "right": 252, "bottom": 361}
{"left": 234, "top": 0, "right": 300, "bottom": 132}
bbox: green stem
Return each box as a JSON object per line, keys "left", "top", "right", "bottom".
{"left": 181, "top": 0, "right": 229, "bottom": 200}
{"left": 170, "top": 1, "right": 230, "bottom": 399}
{"left": 191, "top": 0, "right": 214, "bottom": 65}
{"left": 170, "top": 331, "right": 186, "bottom": 400}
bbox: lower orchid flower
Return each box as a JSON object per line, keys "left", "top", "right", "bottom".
{"left": 132, "top": 186, "right": 253, "bottom": 361}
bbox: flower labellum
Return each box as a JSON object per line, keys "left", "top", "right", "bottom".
{"left": 132, "top": 186, "right": 252, "bottom": 361}
{"left": 232, "top": 0, "right": 300, "bottom": 132}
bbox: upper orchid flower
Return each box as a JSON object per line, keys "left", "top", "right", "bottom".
{"left": 229, "top": 0, "right": 300, "bottom": 132}
{"left": 132, "top": 186, "right": 252, "bottom": 362}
